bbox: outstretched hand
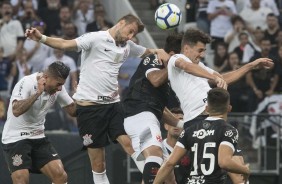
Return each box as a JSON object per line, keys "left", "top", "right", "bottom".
{"left": 253, "top": 58, "right": 273, "bottom": 69}
{"left": 25, "top": 27, "right": 42, "bottom": 42}
{"left": 156, "top": 49, "right": 170, "bottom": 66}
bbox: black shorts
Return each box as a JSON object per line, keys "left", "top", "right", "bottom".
{"left": 2, "top": 138, "right": 60, "bottom": 174}
{"left": 76, "top": 102, "right": 126, "bottom": 148}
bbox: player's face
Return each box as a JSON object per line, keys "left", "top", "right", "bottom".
{"left": 115, "top": 21, "right": 138, "bottom": 45}
{"left": 45, "top": 76, "right": 65, "bottom": 95}
{"left": 185, "top": 42, "right": 206, "bottom": 64}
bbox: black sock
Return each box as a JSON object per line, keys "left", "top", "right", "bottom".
{"left": 143, "top": 162, "right": 161, "bottom": 184}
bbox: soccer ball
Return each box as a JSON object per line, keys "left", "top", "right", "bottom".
{"left": 155, "top": 3, "right": 182, "bottom": 30}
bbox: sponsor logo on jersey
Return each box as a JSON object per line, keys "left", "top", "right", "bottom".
{"left": 104, "top": 48, "right": 112, "bottom": 52}
{"left": 188, "top": 176, "right": 205, "bottom": 184}
{"left": 203, "top": 98, "right": 207, "bottom": 103}
{"left": 143, "top": 57, "right": 150, "bottom": 65}
{"left": 12, "top": 154, "right": 23, "bottom": 166}
{"left": 224, "top": 130, "right": 233, "bottom": 137}
{"left": 20, "top": 130, "right": 44, "bottom": 136}
{"left": 193, "top": 129, "right": 214, "bottom": 139}
{"left": 82, "top": 134, "right": 93, "bottom": 146}
{"left": 179, "top": 130, "right": 185, "bottom": 138}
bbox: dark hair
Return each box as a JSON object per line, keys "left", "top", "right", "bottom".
{"left": 230, "top": 15, "right": 245, "bottom": 25}
{"left": 164, "top": 33, "right": 183, "bottom": 53}
{"left": 267, "top": 13, "right": 276, "bottom": 18}
{"left": 47, "top": 61, "right": 70, "bottom": 80}
{"left": 182, "top": 29, "right": 211, "bottom": 47}
{"left": 207, "top": 88, "right": 230, "bottom": 114}
{"left": 118, "top": 14, "right": 144, "bottom": 33}
{"left": 213, "top": 42, "right": 228, "bottom": 67}
{"left": 170, "top": 107, "right": 183, "bottom": 114}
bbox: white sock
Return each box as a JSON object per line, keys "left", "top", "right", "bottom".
{"left": 92, "top": 170, "right": 110, "bottom": 184}
{"left": 131, "top": 152, "right": 145, "bottom": 173}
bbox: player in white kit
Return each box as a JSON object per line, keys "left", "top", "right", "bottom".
{"left": 1, "top": 61, "right": 76, "bottom": 184}
{"left": 25, "top": 14, "right": 169, "bottom": 184}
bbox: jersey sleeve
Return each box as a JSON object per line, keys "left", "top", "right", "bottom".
{"left": 75, "top": 32, "right": 97, "bottom": 52}
{"left": 11, "top": 77, "right": 33, "bottom": 101}
{"left": 128, "top": 40, "right": 146, "bottom": 57}
{"left": 220, "top": 125, "right": 239, "bottom": 153}
{"left": 199, "top": 62, "right": 214, "bottom": 74}
{"left": 176, "top": 129, "right": 191, "bottom": 150}
{"left": 57, "top": 86, "right": 74, "bottom": 107}
{"left": 141, "top": 54, "right": 164, "bottom": 78}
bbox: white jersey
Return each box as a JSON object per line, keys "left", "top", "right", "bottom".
{"left": 73, "top": 30, "right": 146, "bottom": 104}
{"left": 2, "top": 73, "right": 74, "bottom": 144}
{"left": 168, "top": 54, "right": 214, "bottom": 122}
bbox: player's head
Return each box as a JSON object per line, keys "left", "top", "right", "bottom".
{"left": 114, "top": 14, "right": 144, "bottom": 45}
{"left": 164, "top": 108, "right": 183, "bottom": 139}
{"left": 44, "top": 61, "right": 70, "bottom": 94}
{"left": 164, "top": 33, "right": 183, "bottom": 56}
{"left": 206, "top": 88, "right": 231, "bottom": 115}
{"left": 181, "top": 29, "right": 211, "bottom": 64}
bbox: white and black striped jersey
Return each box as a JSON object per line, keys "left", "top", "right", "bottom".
{"left": 176, "top": 117, "right": 239, "bottom": 184}
{"left": 122, "top": 54, "right": 170, "bottom": 120}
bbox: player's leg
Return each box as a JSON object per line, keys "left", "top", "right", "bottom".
{"left": 2, "top": 139, "right": 33, "bottom": 184}
{"left": 76, "top": 104, "right": 111, "bottom": 184}
{"left": 40, "top": 160, "right": 67, "bottom": 184}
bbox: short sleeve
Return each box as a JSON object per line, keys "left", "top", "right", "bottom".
{"left": 11, "top": 77, "right": 33, "bottom": 101}
{"left": 56, "top": 86, "right": 74, "bottom": 107}
{"left": 141, "top": 54, "right": 164, "bottom": 78}
{"left": 128, "top": 40, "right": 146, "bottom": 57}
{"left": 75, "top": 32, "right": 97, "bottom": 52}
{"left": 220, "top": 126, "right": 239, "bottom": 152}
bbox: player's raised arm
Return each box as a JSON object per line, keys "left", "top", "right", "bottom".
{"left": 25, "top": 27, "right": 77, "bottom": 51}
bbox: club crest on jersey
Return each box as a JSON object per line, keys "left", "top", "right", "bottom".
{"left": 193, "top": 129, "right": 214, "bottom": 139}
{"left": 83, "top": 134, "right": 93, "bottom": 146}
{"left": 12, "top": 154, "right": 23, "bottom": 166}
{"left": 156, "top": 135, "right": 162, "bottom": 142}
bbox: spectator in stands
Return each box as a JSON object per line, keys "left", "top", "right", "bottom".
{"left": 11, "top": 0, "right": 38, "bottom": 18}
{"left": 242, "top": 27, "right": 264, "bottom": 64}
{"left": 273, "top": 45, "right": 282, "bottom": 93}
{"left": 213, "top": 42, "right": 228, "bottom": 72}
{"left": 57, "top": 6, "right": 73, "bottom": 36}
{"left": 270, "top": 29, "right": 282, "bottom": 56}
{"left": 224, "top": 15, "right": 251, "bottom": 53}
{"left": 38, "top": 0, "right": 61, "bottom": 36}
{"left": 19, "top": 0, "right": 41, "bottom": 30}
{"left": 196, "top": 0, "right": 210, "bottom": 34}
{"left": 246, "top": 38, "right": 278, "bottom": 111}
{"left": 73, "top": 0, "right": 94, "bottom": 36}
{"left": 0, "top": 1, "right": 25, "bottom": 61}
{"left": 222, "top": 52, "right": 249, "bottom": 112}
{"left": 24, "top": 21, "right": 51, "bottom": 73}
{"left": 264, "top": 13, "right": 280, "bottom": 49}
{"left": 86, "top": 3, "right": 113, "bottom": 32}
{"left": 233, "top": 32, "right": 250, "bottom": 61}
{"left": 243, "top": 0, "right": 280, "bottom": 16}
{"left": 207, "top": 0, "right": 237, "bottom": 49}
{"left": 240, "top": 0, "right": 272, "bottom": 32}
{"left": 43, "top": 48, "right": 78, "bottom": 95}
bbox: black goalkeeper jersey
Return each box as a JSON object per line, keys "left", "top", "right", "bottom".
{"left": 122, "top": 54, "right": 170, "bottom": 120}
{"left": 177, "top": 118, "right": 239, "bottom": 184}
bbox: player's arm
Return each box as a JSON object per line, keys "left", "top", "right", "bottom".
{"left": 63, "top": 102, "right": 76, "bottom": 117}
{"left": 147, "top": 68, "right": 168, "bottom": 87}
{"left": 153, "top": 145, "right": 187, "bottom": 184}
{"left": 25, "top": 27, "right": 77, "bottom": 51}
{"left": 227, "top": 155, "right": 245, "bottom": 184}
{"left": 162, "top": 107, "right": 184, "bottom": 128}
{"left": 175, "top": 58, "right": 227, "bottom": 88}
{"left": 12, "top": 76, "right": 45, "bottom": 117}
{"left": 221, "top": 58, "right": 273, "bottom": 84}
{"left": 143, "top": 48, "right": 170, "bottom": 64}
{"left": 218, "top": 145, "right": 250, "bottom": 176}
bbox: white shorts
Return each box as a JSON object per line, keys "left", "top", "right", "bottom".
{"left": 124, "top": 111, "right": 163, "bottom": 160}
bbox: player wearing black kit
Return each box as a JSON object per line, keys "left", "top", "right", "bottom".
{"left": 154, "top": 88, "right": 250, "bottom": 184}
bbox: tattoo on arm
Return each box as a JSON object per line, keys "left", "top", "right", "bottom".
{"left": 12, "top": 92, "right": 41, "bottom": 117}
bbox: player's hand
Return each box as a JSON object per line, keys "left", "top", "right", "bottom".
{"left": 155, "top": 49, "right": 170, "bottom": 66}
{"left": 37, "top": 75, "right": 46, "bottom": 95}
{"left": 252, "top": 58, "right": 273, "bottom": 69}
{"left": 214, "top": 76, "right": 227, "bottom": 89}
{"left": 25, "top": 27, "right": 42, "bottom": 42}
{"left": 243, "top": 163, "right": 250, "bottom": 184}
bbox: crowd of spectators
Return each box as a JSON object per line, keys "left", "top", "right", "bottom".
{"left": 0, "top": 0, "right": 282, "bottom": 132}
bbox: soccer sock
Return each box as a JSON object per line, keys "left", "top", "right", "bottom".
{"left": 142, "top": 156, "right": 163, "bottom": 184}
{"left": 92, "top": 170, "right": 110, "bottom": 184}
{"left": 131, "top": 152, "right": 145, "bottom": 173}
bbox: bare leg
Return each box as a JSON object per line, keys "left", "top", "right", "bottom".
{"left": 40, "top": 159, "right": 67, "bottom": 184}
{"left": 11, "top": 169, "right": 29, "bottom": 184}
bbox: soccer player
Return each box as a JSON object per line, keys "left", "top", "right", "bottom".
{"left": 25, "top": 14, "right": 169, "bottom": 184}
{"left": 167, "top": 29, "right": 273, "bottom": 128}
{"left": 153, "top": 88, "right": 250, "bottom": 184}
{"left": 162, "top": 108, "right": 191, "bottom": 184}
{"left": 1, "top": 61, "right": 76, "bottom": 184}
{"left": 123, "top": 33, "right": 225, "bottom": 184}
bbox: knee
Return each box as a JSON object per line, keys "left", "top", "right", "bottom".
{"left": 92, "top": 160, "right": 106, "bottom": 172}
{"left": 11, "top": 170, "right": 29, "bottom": 184}
{"left": 51, "top": 167, "right": 67, "bottom": 183}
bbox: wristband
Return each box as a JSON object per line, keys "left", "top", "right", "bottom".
{"left": 39, "top": 35, "right": 47, "bottom": 43}
{"left": 176, "top": 120, "right": 184, "bottom": 128}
